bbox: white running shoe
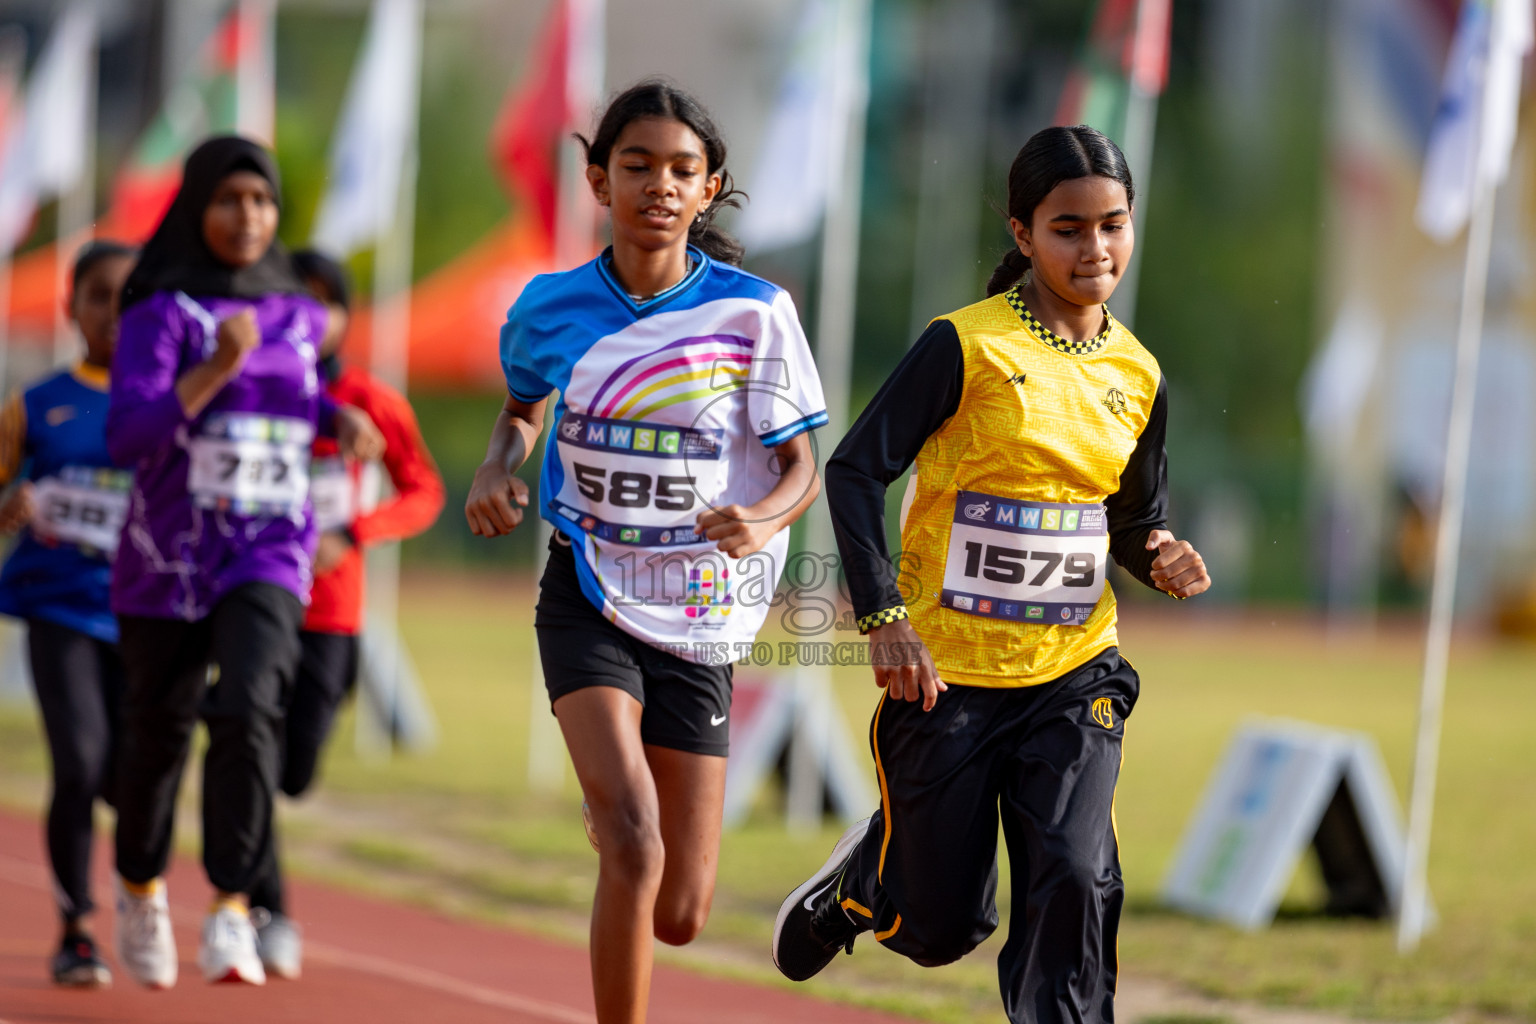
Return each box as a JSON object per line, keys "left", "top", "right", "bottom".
{"left": 113, "top": 877, "right": 178, "bottom": 989}
{"left": 251, "top": 908, "right": 302, "bottom": 980}
{"left": 197, "top": 904, "right": 266, "bottom": 985}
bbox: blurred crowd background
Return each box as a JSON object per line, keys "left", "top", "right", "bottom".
{"left": 0, "top": 0, "right": 1531, "bottom": 625}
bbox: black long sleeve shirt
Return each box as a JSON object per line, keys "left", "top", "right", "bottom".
{"left": 825, "top": 318, "right": 1171, "bottom": 625}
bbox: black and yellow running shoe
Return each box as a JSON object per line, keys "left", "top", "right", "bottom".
{"left": 771, "top": 817, "right": 871, "bottom": 981}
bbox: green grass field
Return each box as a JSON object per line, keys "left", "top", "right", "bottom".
{"left": 1, "top": 574, "right": 1532, "bottom": 1022}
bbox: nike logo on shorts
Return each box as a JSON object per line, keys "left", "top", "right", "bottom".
{"left": 710, "top": 713, "right": 727, "bottom": 726}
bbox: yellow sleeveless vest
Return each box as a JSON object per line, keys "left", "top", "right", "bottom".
{"left": 898, "top": 289, "right": 1162, "bottom": 687}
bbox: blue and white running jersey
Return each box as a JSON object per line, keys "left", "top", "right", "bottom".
{"left": 0, "top": 366, "right": 128, "bottom": 642}
{"left": 502, "top": 247, "right": 827, "bottom": 661}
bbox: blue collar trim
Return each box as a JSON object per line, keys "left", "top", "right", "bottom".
{"left": 595, "top": 245, "right": 710, "bottom": 317}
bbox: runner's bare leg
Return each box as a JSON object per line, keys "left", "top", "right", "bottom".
{"left": 645, "top": 746, "right": 726, "bottom": 946}
{"left": 556, "top": 687, "right": 662, "bottom": 1024}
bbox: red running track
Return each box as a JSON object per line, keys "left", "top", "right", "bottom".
{"left": 0, "top": 809, "right": 917, "bottom": 1024}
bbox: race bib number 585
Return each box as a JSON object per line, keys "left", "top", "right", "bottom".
{"left": 549, "top": 412, "right": 725, "bottom": 546}
{"left": 939, "top": 490, "right": 1109, "bottom": 627}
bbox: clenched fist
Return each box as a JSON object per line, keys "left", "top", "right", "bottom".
{"left": 212, "top": 308, "right": 261, "bottom": 377}
{"left": 465, "top": 462, "right": 530, "bottom": 537}
{"left": 1146, "top": 529, "right": 1211, "bottom": 599}
{"left": 336, "top": 405, "right": 385, "bottom": 462}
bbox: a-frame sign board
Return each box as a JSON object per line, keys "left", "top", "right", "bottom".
{"left": 1162, "top": 718, "right": 1431, "bottom": 930}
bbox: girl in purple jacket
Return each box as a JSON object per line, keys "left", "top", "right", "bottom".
{"left": 106, "top": 135, "right": 382, "bottom": 988}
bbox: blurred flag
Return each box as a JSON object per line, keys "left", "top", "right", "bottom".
{"left": 1054, "top": 0, "right": 1170, "bottom": 326}
{"left": 334, "top": 0, "right": 599, "bottom": 387}
{"left": 736, "top": 0, "right": 850, "bottom": 252}
{"left": 234, "top": 0, "right": 276, "bottom": 145}
{"left": 97, "top": 6, "right": 271, "bottom": 243}
{"left": 0, "top": 4, "right": 97, "bottom": 254}
{"left": 310, "top": 0, "right": 423, "bottom": 256}
{"left": 492, "top": 0, "right": 602, "bottom": 241}
{"left": 1054, "top": 0, "right": 1172, "bottom": 132}
{"left": 1416, "top": 0, "right": 1534, "bottom": 241}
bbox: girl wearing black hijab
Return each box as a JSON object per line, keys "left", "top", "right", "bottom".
{"left": 107, "top": 135, "right": 383, "bottom": 988}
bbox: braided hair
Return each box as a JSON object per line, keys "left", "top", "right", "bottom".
{"left": 985, "top": 125, "right": 1135, "bottom": 297}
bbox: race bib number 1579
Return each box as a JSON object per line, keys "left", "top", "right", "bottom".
{"left": 939, "top": 490, "right": 1109, "bottom": 627}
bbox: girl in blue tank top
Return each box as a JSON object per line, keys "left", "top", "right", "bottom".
{"left": 0, "top": 241, "right": 135, "bottom": 988}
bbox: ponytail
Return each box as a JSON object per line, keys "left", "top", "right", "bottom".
{"left": 688, "top": 175, "right": 746, "bottom": 266}
{"left": 578, "top": 79, "right": 747, "bottom": 267}
{"left": 985, "top": 248, "right": 1030, "bottom": 298}
{"left": 984, "top": 125, "right": 1135, "bottom": 297}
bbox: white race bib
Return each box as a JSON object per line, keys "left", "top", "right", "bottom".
{"left": 188, "top": 413, "right": 312, "bottom": 516}
{"left": 548, "top": 412, "right": 725, "bottom": 546}
{"left": 939, "top": 490, "right": 1109, "bottom": 627}
{"left": 31, "top": 468, "right": 132, "bottom": 556}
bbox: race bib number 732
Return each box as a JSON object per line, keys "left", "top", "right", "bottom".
{"left": 188, "top": 413, "right": 313, "bottom": 516}
{"left": 939, "top": 490, "right": 1109, "bottom": 627}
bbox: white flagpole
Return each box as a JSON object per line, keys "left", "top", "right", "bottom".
{"left": 0, "top": 256, "right": 11, "bottom": 394}
{"left": 787, "top": 0, "right": 871, "bottom": 832}
{"left": 1395, "top": 166, "right": 1498, "bottom": 956}
{"left": 807, "top": 0, "right": 868, "bottom": 451}
{"left": 53, "top": 7, "right": 97, "bottom": 366}
{"left": 1397, "top": 0, "right": 1530, "bottom": 954}
{"left": 368, "top": 0, "right": 422, "bottom": 396}
{"left": 235, "top": 0, "right": 276, "bottom": 145}
{"left": 528, "top": 0, "right": 605, "bottom": 794}
{"left": 368, "top": 92, "right": 419, "bottom": 391}
{"left": 1111, "top": 0, "right": 1169, "bottom": 330}
{"left": 905, "top": 0, "right": 994, "bottom": 340}
{"left": 365, "top": 0, "right": 423, "bottom": 754}
{"left": 554, "top": 0, "right": 603, "bottom": 275}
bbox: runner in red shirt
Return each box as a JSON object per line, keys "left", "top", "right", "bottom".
{"left": 246, "top": 249, "right": 445, "bottom": 979}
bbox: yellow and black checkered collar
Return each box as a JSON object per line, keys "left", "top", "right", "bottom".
{"left": 1004, "top": 286, "right": 1114, "bottom": 356}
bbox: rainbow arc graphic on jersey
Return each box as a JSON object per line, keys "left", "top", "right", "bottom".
{"left": 588, "top": 334, "right": 754, "bottom": 421}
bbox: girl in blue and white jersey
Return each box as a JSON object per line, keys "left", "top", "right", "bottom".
{"left": 466, "top": 81, "right": 827, "bottom": 1024}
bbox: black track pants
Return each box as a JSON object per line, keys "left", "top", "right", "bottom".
{"left": 114, "top": 583, "right": 303, "bottom": 895}
{"left": 27, "top": 619, "right": 123, "bottom": 922}
{"left": 248, "top": 630, "right": 359, "bottom": 916}
{"left": 839, "top": 647, "right": 1138, "bottom": 1024}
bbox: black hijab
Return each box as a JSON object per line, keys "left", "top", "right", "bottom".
{"left": 120, "top": 135, "right": 305, "bottom": 310}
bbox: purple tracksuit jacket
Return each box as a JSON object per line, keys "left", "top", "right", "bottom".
{"left": 108, "top": 291, "right": 337, "bottom": 622}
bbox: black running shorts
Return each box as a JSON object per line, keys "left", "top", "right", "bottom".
{"left": 534, "top": 535, "right": 732, "bottom": 758}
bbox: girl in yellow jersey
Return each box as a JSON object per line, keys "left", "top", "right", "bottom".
{"left": 771, "top": 125, "right": 1210, "bottom": 1022}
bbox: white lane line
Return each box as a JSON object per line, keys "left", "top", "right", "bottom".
{"left": 0, "top": 855, "right": 48, "bottom": 888}
{"left": 304, "top": 942, "right": 596, "bottom": 1024}
{"left": 0, "top": 852, "right": 596, "bottom": 1024}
